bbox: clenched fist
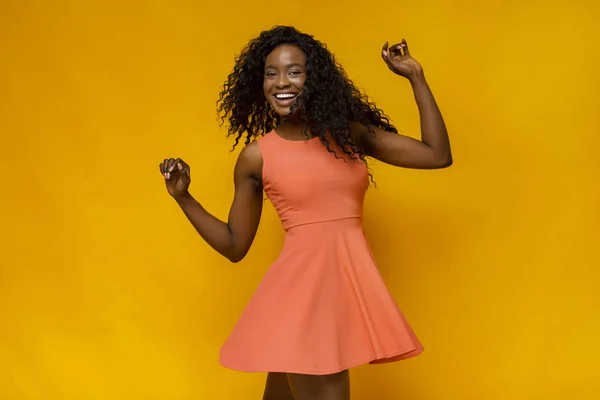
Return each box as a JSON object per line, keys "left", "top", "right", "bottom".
{"left": 159, "top": 158, "right": 191, "bottom": 198}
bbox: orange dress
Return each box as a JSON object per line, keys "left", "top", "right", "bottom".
{"left": 218, "top": 130, "right": 423, "bottom": 375}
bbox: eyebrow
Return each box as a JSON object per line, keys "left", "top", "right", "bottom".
{"left": 265, "top": 63, "right": 305, "bottom": 70}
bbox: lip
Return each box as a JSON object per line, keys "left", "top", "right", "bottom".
{"left": 272, "top": 92, "right": 298, "bottom": 107}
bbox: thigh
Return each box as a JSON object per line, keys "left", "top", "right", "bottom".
{"left": 262, "top": 372, "right": 295, "bottom": 400}
{"left": 287, "top": 370, "right": 350, "bottom": 400}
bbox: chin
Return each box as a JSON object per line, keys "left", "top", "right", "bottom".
{"left": 272, "top": 107, "right": 291, "bottom": 117}
{"left": 271, "top": 103, "right": 301, "bottom": 119}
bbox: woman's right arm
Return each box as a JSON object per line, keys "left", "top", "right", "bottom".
{"left": 160, "top": 142, "right": 264, "bottom": 263}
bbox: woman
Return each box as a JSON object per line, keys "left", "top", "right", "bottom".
{"left": 160, "top": 26, "right": 451, "bottom": 400}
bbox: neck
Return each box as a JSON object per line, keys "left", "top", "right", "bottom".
{"left": 276, "top": 115, "right": 313, "bottom": 139}
{"left": 278, "top": 113, "right": 304, "bottom": 131}
{"left": 282, "top": 111, "right": 302, "bottom": 126}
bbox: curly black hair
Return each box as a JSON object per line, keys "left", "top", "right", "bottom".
{"left": 216, "top": 25, "right": 398, "bottom": 163}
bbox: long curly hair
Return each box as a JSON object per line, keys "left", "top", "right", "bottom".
{"left": 216, "top": 25, "right": 398, "bottom": 163}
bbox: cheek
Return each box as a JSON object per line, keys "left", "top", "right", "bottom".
{"left": 296, "top": 76, "right": 306, "bottom": 91}
{"left": 263, "top": 82, "right": 274, "bottom": 102}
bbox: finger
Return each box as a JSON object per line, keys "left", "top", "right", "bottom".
{"left": 177, "top": 162, "right": 190, "bottom": 179}
{"left": 169, "top": 158, "right": 181, "bottom": 173}
{"left": 162, "top": 159, "right": 169, "bottom": 177}
{"left": 402, "top": 38, "right": 410, "bottom": 55}
{"left": 381, "top": 41, "right": 390, "bottom": 60}
{"left": 178, "top": 161, "right": 191, "bottom": 177}
{"left": 381, "top": 41, "right": 394, "bottom": 67}
{"left": 166, "top": 158, "right": 175, "bottom": 179}
{"left": 381, "top": 41, "right": 389, "bottom": 53}
{"left": 173, "top": 159, "right": 186, "bottom": 180}
{"left": 389, "top": 42, "right": 402, "bottom": 57}
{"left": 178, "top": 159, "right": 190, "bottom": 173}
{"left": 176, "top": 161, "right": 186, "bottom": 178}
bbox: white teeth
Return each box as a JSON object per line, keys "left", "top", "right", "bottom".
{"left": 275, "top": 93, "right": 296, "bottom": 99}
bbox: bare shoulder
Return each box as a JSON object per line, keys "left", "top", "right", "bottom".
{"left": 235, "top": 140, "right": 263, "bottom": 183}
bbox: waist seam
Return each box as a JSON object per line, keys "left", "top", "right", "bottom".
{"left": 284, "top": 216, "right": 363, "bottom": 231}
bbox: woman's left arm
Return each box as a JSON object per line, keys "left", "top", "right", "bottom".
{"left": 354, "top": 39, "right": 452, "bottom": 169}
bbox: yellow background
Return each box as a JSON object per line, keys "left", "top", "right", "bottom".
{"left": 1, "top": 0, "right": 598, "bottom": 399}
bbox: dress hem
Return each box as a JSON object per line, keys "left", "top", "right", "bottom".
{"left": 218, "top": 347, "right": 424, "bottom": 376}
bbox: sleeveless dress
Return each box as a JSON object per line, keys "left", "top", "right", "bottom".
{"left": 218, "top": 130, "right": 424, "bottom": 375}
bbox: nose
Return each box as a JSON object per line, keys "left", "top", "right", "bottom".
{"left": 275, "top": 74, "right": 290, "bottom": 89}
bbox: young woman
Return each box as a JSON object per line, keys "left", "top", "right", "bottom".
{"left": 160, "top": 25, "right": 451, "bottom": 400}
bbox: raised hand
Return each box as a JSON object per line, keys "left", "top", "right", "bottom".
{"left": 381, "top": 39, "right": 424, "bottom": 80}
{"left": 159, "top": 158, "right": 191, "bottom": 198}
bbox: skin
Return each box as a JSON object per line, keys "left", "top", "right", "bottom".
{"left": 263, "top": 43, "right": 307, "bottom": 131}
{"left": 159, "top": 38, "right": 451, "bottom": 400}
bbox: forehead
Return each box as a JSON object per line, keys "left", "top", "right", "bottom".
{"left": 265, "top": 44, "right": 306, "bottom": 68}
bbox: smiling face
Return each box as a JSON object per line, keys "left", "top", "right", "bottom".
{"left": 263, "top": 44, "right": 307, "bottom": 117}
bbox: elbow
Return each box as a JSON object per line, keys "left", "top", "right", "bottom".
{"left": 227, "top": 254, "right": 244, "bottom": 263}
{"left": 425, "top": 158, "right": 452, "bottom": 169}
{"left": 224, "top": 231, "right": 247, "bottom": 263}
{"left": 226, "top": 249, "right": 247, "bottom": 264}
{"left": 433, "top": 151, "right": 453, "bottom": 169}
{"left": 438, "top": 156, "right": 453, "bottom": 168}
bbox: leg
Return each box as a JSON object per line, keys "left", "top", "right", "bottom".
{"left": 287, "top": 370, "right": 350, "bottom": 400}
{"left": 262, "top": 372, "right": 295, "bottom": 400}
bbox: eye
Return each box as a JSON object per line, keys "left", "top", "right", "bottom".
{"left": 289, "top": 70, "right": 301, "bottom": 76}
{"left": 265, "top": 71, "right": 276, "bottom": 78}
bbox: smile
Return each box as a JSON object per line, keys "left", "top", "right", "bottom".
{"left": 274, "top": 93, "right": 298, "bottom": 100}
{"left": 272, "top": 93, "right": 298, "bottom": 108}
